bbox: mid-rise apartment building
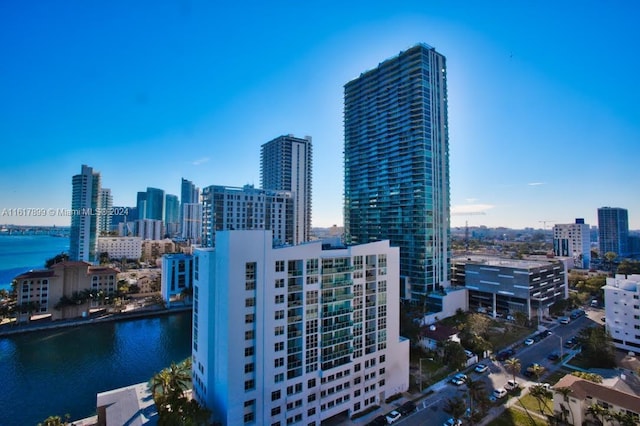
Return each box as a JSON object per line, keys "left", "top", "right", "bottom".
{"left": 553, "top": 218, "right": 591, "bottom": 269}
{"left": 15, "top": 261, "right": 118, "bottom": 320}
{"left": 97, "top": 236, "right": 142, "bottom": 260}
{"left": 201, "top": 185, "right": 294, "bottom": 248}
{"left": 451, "top": 256, "right": 568, "bottom": 320}
{"left": 161, "top": 253, "right": 193, "bottom": 304}
{"left": 191, "top": 230, "right": 409, "bottom": 425}
{"left": 603, "top": 274, "right": 640, "bottom": 351}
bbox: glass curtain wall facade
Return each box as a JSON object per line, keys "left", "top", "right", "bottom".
{"left": 344, "top": 43, "right": 450, "bottom": 300}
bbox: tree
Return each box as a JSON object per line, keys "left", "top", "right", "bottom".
{"left": 45, "top": 253, "right": 69, "bottom": 268}
{"left": 576, "top": 326, "right": 615, "bottom": 368}
{"left": 617, "top": 260, "right": 640, "bottom": 275}
{"left": 150, "top": 358, "right": 210, "bottom": 425}
{"left": 465, "top": 377, "right": 486, "bottom": 419}
{"left": 504, "top": 357, "right": 521, "bottom": 385}
{"left": 529, "top": 364, "right": 545, "bottom": 383}
{"left": 586, "top": 403, "right": 608, "bottom": 426}
{"left": 555, "top": 386, "right": 575, "bottom": 426}
{"left": 37, "top": 414, "right": 71, "bottom": 426}
{"left": 604, "top": 251, "right": 618, "bottom": 272}
{"left": 443, "top": 396, "right": 467, "bottom": 423}
{"left": 441, "top": 340, "right": 467, "bottom": 370}
{"left": 529, "top": 384, "right": 552, "bottom": 416}
{"left": 99, "top": 251, "right": 110, "bottom": 265}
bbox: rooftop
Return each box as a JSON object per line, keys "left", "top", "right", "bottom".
{"left": 553, "top": 374, "right": 640, "bottom": 413}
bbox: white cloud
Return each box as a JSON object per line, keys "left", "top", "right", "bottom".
{"left": 451, "top": 204, "right": 494, "bottom": 215}
{"left": 192, "top": 157, "right": 210, "bottom": 166}
{"left": 527, "top": 182, "right": 546, "bottom": 186}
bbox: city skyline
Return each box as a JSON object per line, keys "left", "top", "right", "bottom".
{"left": 2, "top": 2, "right": 640, "bottom": 229}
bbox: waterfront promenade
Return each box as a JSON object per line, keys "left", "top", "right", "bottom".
{"left": 0, "top": 302, "right": 192, "bottom": 337}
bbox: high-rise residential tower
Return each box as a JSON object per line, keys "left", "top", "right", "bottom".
{"left": 144, "top": 187, "right": 165, "bottom": 221}
{"left": 260, "top": 135, "right": 312, "bottom": 245}
{"left": 344, "top": 43, "right": 450, "bottom": 300}
{"left": 165, "top": 194, "right": 180, "bottom": 237}
{"left": 598, "top": 207, "right": 629, "bottom": 258}
{"left": 180, "top": 178, "right": 200, "bottom": 232}
{"left": 97, "top": 188, "right": 113, "bottom": 235}
{"left": 69, "top": 165, "right": 101, "bottom": 262}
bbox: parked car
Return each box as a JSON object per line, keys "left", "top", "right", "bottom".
{"left": 398, "top": 401, "right": 416, "bottom": 416}
{"left": 464, "top": 349, "right": 474, "bottom": 358}
{"left": 492, "top": 388, "right": 508, "bottom": 399}
{"left": 524, "top": 338, "right": 535, "bottom": 346}
{"left": 443, "top": 418, "right": 462, "bottom": 426}
{"left": 565, "top": 337, "right": 576, "bottom": 348}
{"left": 385, "top": 410, "right": 402, "bottom": 424}
{"left": 504, "top": 380, "right": 519, "bottom": 391}
{"left": 474, "top": 363, "right": 489, "bottom": 373}
{"left": 451, "top": 373, "right": 467, "bottom": 385}
{"left": 547, "top": 352, "right": 560, "bottom": 361}
{"left": 496, "top": 348, "right": 515, "bottom": 361}
{"left": 558, "top": 316, "right": 571, "bottom": 324}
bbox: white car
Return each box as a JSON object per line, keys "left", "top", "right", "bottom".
{"left": 504, "top": 379, "right": 519, "bottom": 391}
{"left": 524, "top": 338, "right": 535, "bottom": 346}
{"left": 450, "top": 373, "right": 467, "bottom": 385}
{"left": 386, "top": 410, "right": 402, "bottom": 424}
{"left": 493, "top": 388, "right": 507, "bottom": 399}
{"left": 474, "top": 363, "right": 488, "bottom": 373}
{"left": 443, "top": 418, "right": 462, "bottom": 426}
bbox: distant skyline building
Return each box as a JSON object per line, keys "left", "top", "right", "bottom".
{"left": 180, "top": 178, "right": 200, "bottom": 233}
{"left": 181, "top": 203, "right": 202, "bottom": 244}
{"left": 136, "top": 191, "right": 147, "bottom": 220}
{"left": 165, "top": 194, "right": 180, "bottom": 236}
{"left": 69, "top": 164, "right": 101, "bottom": 262}
{"left": 97, "top": 188, "right": 113, "bottom": 235}
{"left": 191, "top": 230, "right": 409, "bottom": 425}
{"left": 200, "top": 184, "right": 294, "bottom": 248}
{"left": 343, "top": 43, "right": 450, "bottom": 300}
{"left": 135, "top": 219, "right": 163, "bottom": 241}
{"left": 144, "top": 187, "right": 165, "bottom": 221}
{"left": 260, "top": 135, "right": 312, "bottom": 245}
{"left": 553, "top": 218, "right": 591, "bottom": 269}
{"left": 598, "top": 207, "right": 629, "bottom": 258}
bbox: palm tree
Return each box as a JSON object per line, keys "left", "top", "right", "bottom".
{"left": 529, "top": 364, "right": 545, "bottom": 383}
{"left": 465, "top": 377, "right": 486, "bottom": 420}
{"left": 555, "top": 386, "right": 575, "bottom": 426}
{"left": 586, "top": 403, "right": 608, "bottom": 426}
{"left": 443, "top": 396, "right": 467, "bottom": 423}
{"left": 504, "top": 357, "right": 521, "bottom": 384}
{"left": 529, "top": 384, "right": 552, "bottom": 416}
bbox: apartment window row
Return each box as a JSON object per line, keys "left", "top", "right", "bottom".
{"left": 320, "top": 394, "right": 351, "bottom": 412}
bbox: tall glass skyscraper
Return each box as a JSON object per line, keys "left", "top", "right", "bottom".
{"left": 70, "top": 164, "right": 101, "bottom": 262}
{"left": 598, "top": 207, "right": 629, "bottom": 258}
{"left": 344, "top": 43, "right": 450, "bottom": 300}
{"left": 260, "top": 135, "right": 313, "bottom": 245}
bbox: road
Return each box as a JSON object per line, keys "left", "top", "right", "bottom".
{"left": 384, "top": 310, "right": 602, "bottom": 426}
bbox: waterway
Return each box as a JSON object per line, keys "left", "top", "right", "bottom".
{"left": 0, "top": 234, "right": 70, "bottom": 292}
{"left": 0, "top": 310, "right": 192, "bottom": 426}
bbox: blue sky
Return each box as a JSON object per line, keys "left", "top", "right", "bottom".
{"left": 1, "top": 1, "right": 639, "bottom": 230}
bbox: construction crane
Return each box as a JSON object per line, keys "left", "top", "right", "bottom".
{"left": 452, "top": 211, "right": 486, "bottom": 252}
{"left": 538, "top": 220, "right": 556, "bottom": 231}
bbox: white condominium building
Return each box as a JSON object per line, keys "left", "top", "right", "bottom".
{"left": 552, "top": 218, "right": 591, "bottom": 269}
{"left": 97, "top": 236, "right": 142, "bottom": 260}
{"left": 603, "top": 274, "right": 640, "bottom": 352}
{"left": 191, "top": 230, "right": 409, "bottom": 426}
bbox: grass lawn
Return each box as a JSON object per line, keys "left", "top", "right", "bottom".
{"left": 487, "top": 324, "right": 533, "bottom": 350}
{"left": 488, "top": 407, "right": 547, "bottom": 426}
{"left": 565, "top": 353, "right": 593, "bottom": 369}
{"left": 516, "top": 394, "right": 553, "bottom": 417}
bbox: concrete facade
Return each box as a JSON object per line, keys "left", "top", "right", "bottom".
{"left": 192, "top": 230, "right": 409, "bottom": 425}
{"left": 97, "top": 237, "right": 142, "bottom": 260}
{"left": 603, "top": 274, "right": 640, "bottom": 352}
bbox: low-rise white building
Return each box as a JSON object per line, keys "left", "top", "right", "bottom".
{"left": 191, "top": 230, "right": 409, "bottom": 425}
{"left": 552, "top": 374, "right": 640, "bottom": 425}
{"left": 97, "top": 237, "right": 142, "bottom": 260}
{"left": 603, "top": 274, "right": 640, "bottom": 352}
